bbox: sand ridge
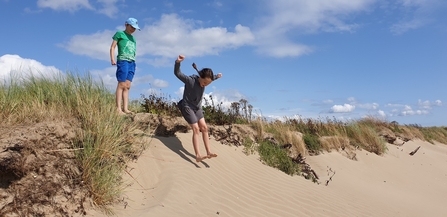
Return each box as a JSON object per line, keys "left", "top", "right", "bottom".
{"left": 89, "top": 133, "right": 447, "bottom": 217}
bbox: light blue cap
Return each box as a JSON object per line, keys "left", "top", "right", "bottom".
{"left": 126, "top": 17, "right": 140, "bottom": 30}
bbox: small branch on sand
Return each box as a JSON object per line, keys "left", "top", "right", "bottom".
{"left": 45, "top": 148, "right": 84, "bottom": 152}
{"left": 325, "top": 167, "right": 336, "bottom": 186}
{"left": 409, "top": 146, "right": 421, "bottom": 156}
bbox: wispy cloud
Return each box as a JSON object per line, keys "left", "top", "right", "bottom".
{"left": 357, "top": 103, "right": 379, "bottom": 110}
{"left": 96, "top": 0, "right": 120, "bottom": 18}
{"left": 390, "top": 0, "right": 447, "bottom": 34}
{"left": 398, "top": 105, "right": 429, "bottom": 116}
{"left": 253, "top": 0, "right": 375, "bottom": 57}
{"left": 37, "top": 0, "right": 122, "bottom": 18}
{"left": 418, "top": 99, "right": 442, "bottom": 109}
{"left": 37, "top": 0, "right": 94, "bottom": 12}
{"left": 384, "top": 99, "right": 443, "bottom": 117}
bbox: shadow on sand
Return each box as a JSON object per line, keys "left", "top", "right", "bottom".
{"left": 156, "top": 136, "right": 210, "bottom": 168}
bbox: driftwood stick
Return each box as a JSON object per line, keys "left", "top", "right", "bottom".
{"left": 311, "top": 169, "right": 319, "bottom": 180}
{"left": 325, "top": 167, "right": 336, "bottom": 186}
{"left": 409, "top": 146, "right": 421, "bottom": 156}
{"left": 45, "top": 148, "right": 84, "bottom": 152}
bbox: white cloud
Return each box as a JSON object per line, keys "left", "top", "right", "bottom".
{"left": 418, "top": 99, "right": 432, "bottom": 109}
{"left": 203, "top": 90, "right": 246, "bottom": 111}
{"left": 0, "top": 54, "right": 62, "bottom": 81}
{"left": 386, "top": 99, "right": 442, "bottom": 117}
{"left": 152, "top": 79, "right": 169, "bottom": 88}
{"left": 418, "top": 99, "right": 442, "bottom": 109}
{"left": 253, "top": 0, "right": 375, "bottom": 57}
{"left": 89, "top": 67, "right": 116, "bottom": 91}
{"left": 140, "top": 88, "right": 172, "bottom": 101}
{"left": 396, "top": 105, "right": 429, "bottom": 116}
{"left": 341, "top": 97, "right": 378, "bottom": 110}
{"left": 378, "top": 110, "right": 386, "bottom": 117}
{"left": 330, "top": 104, "right": 355, "bottom": 113}
{"left": 62, "top": 14, "right": 254, "bottom": 66}
{"left": 89, "top": 67, "right": 169, "bottom": 92}
{"left": 175, "top": 87, "right": 184, "bottom": 99}
{"left": 61, "top": 29, "right": 115, "bottom": 62}
{"left": 173, "top": 88, "right": 248, "bottom": 111}
{"left": 37, "top": 0, "right": 93, "bottom": 12}
{"left": 400, "top": 109, "right": 429, "bottom": 116}
{"left": 138, "top": 14, "right": 254, "bottom": 58}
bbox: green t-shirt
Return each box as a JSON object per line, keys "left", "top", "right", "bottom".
{"left": 112, "top": 31, "right": 136, "bottom": 62}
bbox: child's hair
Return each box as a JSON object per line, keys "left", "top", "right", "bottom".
{"left": 192, "top": 63, "right": 214, "bottom": 80}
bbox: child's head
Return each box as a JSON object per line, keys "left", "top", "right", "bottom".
{"left": 125, "top": 18, "right": 140, "bottom": 34}
{"left": 198, "top": 68, "right": 214, "bottom": 87}
{"left": 192, "top": 63, "right": 214, "bottom": 87}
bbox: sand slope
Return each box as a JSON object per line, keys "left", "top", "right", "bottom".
{"left": 89, "top": 132, "right": 447, "bottom": 217}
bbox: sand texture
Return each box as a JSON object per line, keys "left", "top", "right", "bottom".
{"left": 88, "top": 132, "right": 447, "bottom": 217}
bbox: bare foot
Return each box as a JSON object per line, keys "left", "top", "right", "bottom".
{"left": 124, "top": 110, "right": 134, "bottom": 114}
{"left": 207, "top": 153, "right": 218, "bottom": 159}
{"left": 117, "top": 110, "right": 126, "bottom": 115}
{"left": 196, "top": 155, "right": 207, "bottom": 163}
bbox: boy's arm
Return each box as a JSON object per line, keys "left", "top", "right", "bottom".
{"left": 110, "top": 40, "right": 117, "bottom": 65}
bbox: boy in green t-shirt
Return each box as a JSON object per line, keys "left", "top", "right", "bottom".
{"left": 110, "top": 18, "right": 140, "bottom": 114}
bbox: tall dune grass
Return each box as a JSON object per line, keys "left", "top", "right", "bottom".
{"left": 0, "top": 71, "right": 138, "bottom": 210}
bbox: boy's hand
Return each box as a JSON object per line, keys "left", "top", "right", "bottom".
{"left": 216, "top": 73, "right": 222, "bottom": 79}
{"left": 176, "top": 55, "right": 185, "bottom": 63}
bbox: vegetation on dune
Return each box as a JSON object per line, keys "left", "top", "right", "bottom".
{"left": 140, "top": 89, "right": 447, "bottom": 179}
{"left": 1, "top": 71, "right": 446, "bottom": 215}
{"left": 0, "top": 72, "right": 139, "bottom": 215}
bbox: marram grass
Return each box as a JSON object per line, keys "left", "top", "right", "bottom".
{"left": 0, "top": 70, "right": 138, "bottom": 211}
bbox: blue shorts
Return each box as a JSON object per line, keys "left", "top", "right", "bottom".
{"left": 116, "top": 60, "right": 135, "bottom": 82}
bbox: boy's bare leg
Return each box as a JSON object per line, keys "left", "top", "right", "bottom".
{"left": 191, "top": 123, "right": 206, "bottom": 162}
{"left": 198, "top": 118, "right": 218, "bottom": 159}
{"left": 123, "top": 80, "right": 133, "bottom": 114}
{"left": 115, "top": 83, "right": 125, "bottom": 115}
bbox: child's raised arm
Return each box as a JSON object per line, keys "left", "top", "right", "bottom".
{"left": 176, "top": 55, "right": 185, "bottom": 63}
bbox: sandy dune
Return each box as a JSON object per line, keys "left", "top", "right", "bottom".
{"left": 89, "top": 132, "right": 447, "bottom": 217}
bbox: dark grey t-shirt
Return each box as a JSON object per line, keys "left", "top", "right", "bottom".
{"left": 174, "top": 62, "right": 205, "bottom": 111}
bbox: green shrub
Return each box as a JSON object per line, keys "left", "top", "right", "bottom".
{"left": 303, "top": 133, "right": 321, "bottom": 154}
{"left": 258, "top": 141, "right": 299, "bottom": 175}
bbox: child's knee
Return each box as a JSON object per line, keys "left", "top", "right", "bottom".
{"left": 199, "top": 125, "right": 208, "bottom": 133}
{"left": 125, "top": 81, "right": 132, "bottom": 89}
{"left": 191, "top": 125, "right": 201, "bottom": 133}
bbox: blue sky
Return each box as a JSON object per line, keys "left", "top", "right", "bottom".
{"left": 1, "top": 0, "right": 446, "bottom": 126}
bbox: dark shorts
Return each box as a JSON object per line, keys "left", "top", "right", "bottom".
{"left": 178, "top": 102, "right": 203, "bottom": 124}
{"left": 116, "top": 60, "right": 135, "bottom": 82}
